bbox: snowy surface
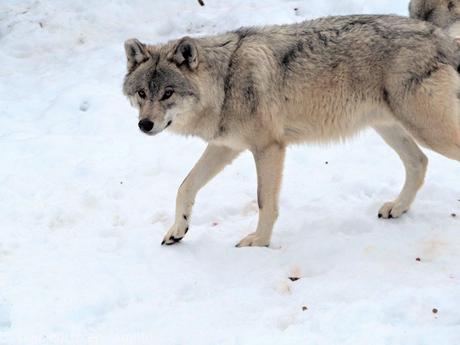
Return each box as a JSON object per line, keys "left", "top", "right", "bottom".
{"left": 1, "top": 1, "right": 459, "bottom": 344}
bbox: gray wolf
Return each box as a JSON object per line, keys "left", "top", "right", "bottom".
{"left": 409, "top": 0, "right": 460, "bottom": 39}
{"left": 123, "top": 15, "right": 460, "bottom": 247}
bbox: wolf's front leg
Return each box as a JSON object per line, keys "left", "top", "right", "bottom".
{"left": 236, "top": 143, "right": 286, "bottom": 247}
{"left": 162, "top": 144, "right": 241, "bottom": 245}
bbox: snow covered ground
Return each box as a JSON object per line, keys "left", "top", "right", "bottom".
{"left": 1, "top": 0, "right": 459, "bottom": 344}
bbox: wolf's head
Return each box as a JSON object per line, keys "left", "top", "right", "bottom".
{"left": 409, "top": 0, "right": 460, "bottom": 34}
{"left": 122, "top": 37, "right": 205, "bottom": 136}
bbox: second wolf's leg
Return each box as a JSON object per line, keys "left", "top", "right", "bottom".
{"left": 236, "top": 143, "right": 285, "bottom": 247}
{"left": 162, "top": 144, "right": 241, "bottom": 245}
{"left": 374, "top": 124, "right": 428, "bottom": 219}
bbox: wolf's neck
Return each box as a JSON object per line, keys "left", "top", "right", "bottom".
{"left": 192, "top": 34, "right": 241, "bottom": 140}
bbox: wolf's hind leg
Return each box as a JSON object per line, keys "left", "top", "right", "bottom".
{"left": 395, "top": 65, "right": 460, "bottom": 163}
{"left": 236, "top": 143, "right": 285, "bottom": 247}
{"left": 374, "top": 124, "right": 428, "bottom": 219}
{"left": 162, "top": 144, "right": 241, "bottom": 245}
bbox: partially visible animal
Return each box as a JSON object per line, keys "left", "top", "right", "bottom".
{"left": 409, "top": 0, "right": 460, "bottom": 39}
{"left": 123, "top": 15, "right": 460, "bottom": 248}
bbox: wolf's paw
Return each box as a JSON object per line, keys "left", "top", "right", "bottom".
{"left": 235, "top": 233, "right": 270, "bottom": 248}
{"left": 161, "top": 221, "right": 189, "bottom": 246}
{"left": 378, "top": 201, "right": 408, "bottom": 219}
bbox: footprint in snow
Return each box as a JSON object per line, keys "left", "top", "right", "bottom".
{"left": 79, "top": 100, "right": 90, "bottom": 112}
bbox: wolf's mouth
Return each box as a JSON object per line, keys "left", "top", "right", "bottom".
{"left": 140, "top": 126, "right": 163, "bottom": 136}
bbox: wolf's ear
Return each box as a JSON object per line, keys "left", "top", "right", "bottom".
{"left": 124, "top": 39, "right": 149, "bottom": 72}
{"left": 167, "top": 37, "right": 199, "bottom": 70}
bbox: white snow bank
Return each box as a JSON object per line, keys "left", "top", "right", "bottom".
{"left": 0, "top": 1, "right": 459, "bottom": 344}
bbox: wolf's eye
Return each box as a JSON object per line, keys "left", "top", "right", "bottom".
{"left": 161, "top": 88, "right": 174, "bottom": 101}
{"left": 138, "top": 90, "right": 146, "bottom": 99}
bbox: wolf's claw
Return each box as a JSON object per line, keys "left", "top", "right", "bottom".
{"left": 162, "top": 222, "right": 188, "bottom": 246}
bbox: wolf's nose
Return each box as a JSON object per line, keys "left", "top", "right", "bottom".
{"left": 138, "top": 119, "right": 154, "bottom": 132}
